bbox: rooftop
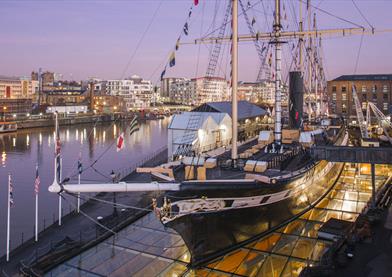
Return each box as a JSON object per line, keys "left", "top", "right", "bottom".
{"left": 192, "top": 101, "right": 267, "bottom": 120}
{"left": 332, "top": 74, "right": 392, "bottom": 82}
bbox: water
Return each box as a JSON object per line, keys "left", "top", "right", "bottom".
{"left": 0, "top": 118, "right": 170, "bottom": 255}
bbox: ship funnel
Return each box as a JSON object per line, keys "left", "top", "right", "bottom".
{"left": 288, "top": 71, "right": 304, "bottom": 129}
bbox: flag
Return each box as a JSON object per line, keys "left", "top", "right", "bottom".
{"left": 175, "top": 38, "right": 180, "bottom": 50}
{"left": 183, "top": 22, "right": 189, "bottom": 35}
{"left": 116, "top": 132, "right": 125, "bottom": 152}
{"left": 129, "top": 116, "right": 140, "bottom": 136}
{"left": 78, "top": 160, "right": 83, "bottom": 175}
{"left": 194, "top": 0, "right": 198, "bottom": 6}
{"left": 160, "top": 67, "right": 167, "bottom": 81}
{"left": 9, "top": 175, "right": 14, "bottom": 206}
{"left": 34, "top": 164, "right": 40, "bottom": 195}
{"left": 268, "top": 53, "right": 272, "bottom": 67}
{"left": 251, "top": 17, "right": 256, "bottom": 26}
{"left": 169, "top": 52, "right": 176, "bottom": 67}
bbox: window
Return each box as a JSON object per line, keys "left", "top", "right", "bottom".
{"left": 341, "top": 86, "right": 347, "bottom": 92}
{"left": 383, "top": 93, "right": 388, "bottom": 100}
{"left": 342, "top": 93, "right": 347, "bottom": 101}
{"left": 362, "top": 102, "right": 367, "bottom": 109}
{"left": 362, "top": 94, "right": 367, "bottom": 100}
{"left": 373, "top": 94, "right": 377, "bottom": 101}
{"left": 361, "top": 85, "right": 367, "bottom": 93}
{"left": 383, "top": 85, "right": 389, "bottom": 92}
{"left": 383, "top": 103, "right": 388, "bottom": 111}
{"left": 332, "top": 93, "right": 337, "bottom": 101}
{"left": 372, "top": 85, "right": 377, "bottom": 93}
{"left": 332, "top": 86, "right": 337, "bottom": 92}
{"left": 342, "top": 104, "right": 347, "bottom": 114}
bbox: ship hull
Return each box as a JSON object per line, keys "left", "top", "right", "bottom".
{"left": 164, "top": 160, "right": 344, "bottom": 265}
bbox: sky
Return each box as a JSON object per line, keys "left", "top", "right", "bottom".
{"left": 0, "top": 0, "right": 392, "bottom": 84}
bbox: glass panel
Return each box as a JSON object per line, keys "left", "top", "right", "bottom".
{"left": 301, "top": 222, "right": 321, "bottom": 238}
{"left": 252, "top": 233, "right": 281, "bottom": 252}
{"left": 341, "top": 212, "right": 358, "bottom": 222}
{"left": 308, "top": 209, "right": 327, "bottom": 222}
{"left": 357, "top": 202, "right": 366, "bottom": 213}
{"left": 235, "top": 251, "right": 267, "bottom": 277}
{"left": 256, "top": 255, "right": 288, "bottom": 277}
{"left": 272, "top": 234, "right": 298, "bottom": 256}
{"left": 92, "top": 248, "right": 138, "bottom": 275}
{"left": 159, "top": 262, "right": 187, "bottom": 276}
{"left": 280, "top": 258, "right": 307, "bottom": 277}
{"left": 310, "top": 241, "right": 331, "bottom": 261}
{"left": 326, "top": 199, "right": 343, "bottom": 210}
{"left": 344, "top": 191, "right": 358, "bottom": 201}
{"left": 109, "top": 253, "right": 155, "bottom": 276}
{"left": 283, "top": 220, "right": 306, "bottom": 236}
{"left": 358, "top": 192, "right": 371, "bottom": 202}
{"left": 184, "top": 269, "right": 211, "bottom": 277}
{"left": 291, "top": 238, "right": 315, "bottom": 259}
{"left": 133, "top": 258, "right": 171, "bottom": 277}
{"left": 214, "top": 248, "right": 249, "bottom": 273}
{"left": 341, "top": 200, "right": 357, "bottom": 213}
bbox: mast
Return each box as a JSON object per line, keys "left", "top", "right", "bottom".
{"left": 307, "top": 1, "right": 312, "bottom": 122}
{"left": 231, "top": 0, "right": 238, "bottom": 161}
{"left": 274, "top": 0, "right": 282, "bottom": 145}
{"left": 299, "top": 0, "right": 303, "bottom": 72}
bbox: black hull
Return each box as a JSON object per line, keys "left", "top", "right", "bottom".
{"left": 164, "top": 161, "right": 344, "bottom": 266}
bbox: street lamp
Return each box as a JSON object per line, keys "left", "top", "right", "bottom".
{"left": 110, "top": 170, "right": 117, "bottom": 216}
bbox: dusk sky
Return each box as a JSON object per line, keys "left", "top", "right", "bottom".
{"left": 1, "top": 0, "right": 392, "bottom": 85}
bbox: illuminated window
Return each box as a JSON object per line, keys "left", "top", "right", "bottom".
{"left": 383, "top": 85, "right": 389, "bottom": 92}
{"left": 342, "top": 94, "right": 347, "bottom": 101}
{"left": 332, "top": 93, "right": 337, "bottom": 101}
{"left": 361, "top": 85, "right": 367, "bottom": 92}
{"left": 383, "top": 103, "right": 388, "bottom": 110}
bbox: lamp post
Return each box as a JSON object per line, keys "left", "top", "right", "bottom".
{"left": 110, "top": 170, "right": 117, "bottom": 216}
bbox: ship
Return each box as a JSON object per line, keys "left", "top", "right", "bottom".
{"left": 48, "top": 0, "right": 372, "bottom": 267}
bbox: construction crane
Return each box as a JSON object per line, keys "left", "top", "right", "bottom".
{"left": 352, "top": 84, "right": 369, "bottom": 139}
{"left": 367, "top": 102, "right": 392, "bottom": 144}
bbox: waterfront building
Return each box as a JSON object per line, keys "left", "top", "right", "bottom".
{"left": 169, "top": 77, "right": 230, "bottom": 106}
{"left": 92, "top": 94, "right": 126, "bottom": 113}
{"left": 238, "top": 80, "right": 288, "bottom": 107}
{"left": 106, "top": 75, "right": 153, "bottom": 110}
{"left": 327, "top": 74, "right": 392, "bottom": 119}
{"left": 43, "top": 81, "right": 87, "bottom": 106}
{"left": 161, "top": 77, "right": 187, "bottom": 102}
{"left": 0, "top": 76, "right": 38, "bottom": 100}
{"left": 31, "top": 71, "right": 55, "bottom": 85}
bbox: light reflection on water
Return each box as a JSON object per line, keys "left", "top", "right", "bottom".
{"left": 0, "top": 118, "right": 169, "bottom": 255}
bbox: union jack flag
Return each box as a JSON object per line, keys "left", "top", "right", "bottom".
{"left": 34, "top": 165, "right": 40, "bottom": 195}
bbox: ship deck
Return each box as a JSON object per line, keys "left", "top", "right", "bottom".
{"left": 45, "top": 164, "right": 392, "bottom": 276}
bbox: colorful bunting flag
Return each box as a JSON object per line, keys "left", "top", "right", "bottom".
{"left": 9, "top": 175, "right": 14, "bottom": 206}
{"left": 116, "top": 132, "right": 125, "bottom": 152}
{"left": 34, "top": 164, "right": 40, "bottom": 195}
{"left": 175, "top": 38, "right": 180, "bottom": 50}
{"left": 169, "top": 52, "right": 176, "bottom": 67}
{"left": 160, "top": 67, "right": 167, "bottom": 81}
{"left": 183, "top": 22, "right": 189, "bottom": 35}
{"left": 251, "top": 17, "right": 256, "bottom": 26}
{"left": 194, "top": 0, "right": 199, "bottom": 6}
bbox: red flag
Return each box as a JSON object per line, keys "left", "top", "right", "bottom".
{"left": 116, "top": 132, "right": 125, "bottom": 152}
{"left": 194, "top": 0, "right": 199, "bottom": 6}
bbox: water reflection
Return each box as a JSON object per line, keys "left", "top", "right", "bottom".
{"left": 0, "top": 118, "right": 170, "bottom": 255}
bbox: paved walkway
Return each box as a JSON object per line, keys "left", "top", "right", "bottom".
{"left": 0, "top": 149, "right": 167, "bottom": 277}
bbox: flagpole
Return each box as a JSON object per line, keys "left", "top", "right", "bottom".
{"left": 6, "top": 173, "right": 11, "bottom": 262}
{"left": 35, "top": 164, "right": 39, "bottom": 242}
{"left": 59, "top": 157, "right": 62, "bottom": 226}
{"left": 77, "top": 173, "right": 80, "bottom": 213}
{"left": 35, "top": 192, "right": 38, "bottom": 241}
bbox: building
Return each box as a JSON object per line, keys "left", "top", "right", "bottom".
{"left": 106, "top": 75, "right": 153, "bottom": 110}
{"left": 0, "top": 98, "right": 33, "bottom": 118}
{"left": 43, "top": 81, "right": 87, "bottom": 106}
{"left": 0, "top": 76, "right": 38, "bottom": 100}
{"left": 92, "top": 95, "right": 125, "bottom": 113}
{"left": 161, "top": 77, "right": 186, "bottom": 101}
{"left": 169, "top": 77, "right": 229, "bottom": 106}
{"left": 238, "top": 80, "right": 288, "bottom": 106}
{"left": 327, "top": 74, "right": 392, "bottom": 119}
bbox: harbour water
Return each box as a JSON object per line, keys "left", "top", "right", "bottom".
{"left": 0, "top": 118, "right": 170, "bottom": 256}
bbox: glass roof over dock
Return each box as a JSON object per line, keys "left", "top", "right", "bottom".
{"left": 47, "top": 164, "right": 391, "bottom": 277}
